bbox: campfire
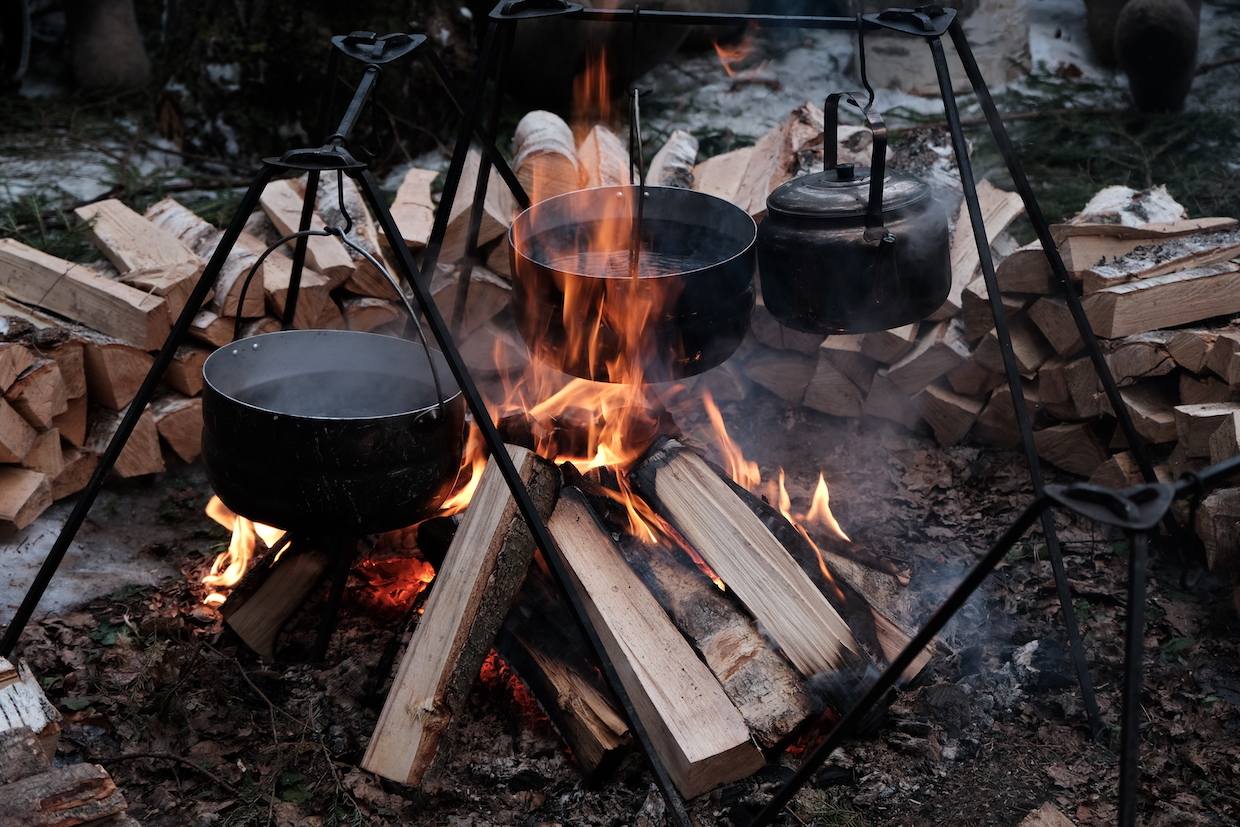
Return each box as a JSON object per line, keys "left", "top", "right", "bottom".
{"left": 187, "top": 46, "right": 934, "bottom": 804}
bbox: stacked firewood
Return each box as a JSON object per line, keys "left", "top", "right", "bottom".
{"left": 0, "top": 175, "right": 436, "bottom": 529}
{"left": 0, "top": 656, "right": 140, "bottom": 826}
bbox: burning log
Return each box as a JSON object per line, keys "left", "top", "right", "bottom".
{"left": 495, "top": 557, "right": 632, "bottom": 784}
{"left": 545, "top": 488, "right": 764, "bottom": 799}
{"left": 220, "top": 540, "right": 332, "bottom": 660}
{"left": 631, "top": 438, "right": 864, "bottom": 679}
{"left": 364, "top": 445, "right": 559, "bottom": 786}
{"left": 574, "top": 476, "right": 813, "bottom": 750}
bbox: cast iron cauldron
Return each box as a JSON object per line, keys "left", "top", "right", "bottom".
{"left": 201, "top": 330, "right": 466, "bottom": 535}
{"left": 757, "top": 94, "right": 951, "bottom": 334}
{"left": 510, "top": 185, "right": 756, "bottom": 384}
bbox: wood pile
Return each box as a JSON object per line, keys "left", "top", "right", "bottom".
{"left": 0, "top": 656, "right": 140, "bottom": 826}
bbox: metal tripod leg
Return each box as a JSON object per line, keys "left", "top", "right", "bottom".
{"left": 0, "top": 163, "right": 279, "bottom": 658}
{"left": 926, "top": 33, "right": 1105, "bottom": 742}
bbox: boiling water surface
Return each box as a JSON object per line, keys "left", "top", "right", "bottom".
{"left": 543, "top": 249, "right": 707, "bottom": 279}
{"left": 233, "top": 370, "right": 435, "bottom": 418}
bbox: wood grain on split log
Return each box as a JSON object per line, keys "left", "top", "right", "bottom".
{"left": 1080, "top": 228, "right": 1240, "bottom": 293}
{"left": 946, "top": 358, "right": 1004, "bottom": 398}
{"left": 972, "top": 314, "right": 1054, "bottom": 376}
{"left": 189, "top": 309, "right": 234, "bottom": 348}
{"left": 1102, "top": 331, "right": 1176, "bottom": 385}
{"left": 79, "top": 332, "right": 153, "bottom": 410}
{"left": 698, "top": 359, "right": 752, "bottom": 402}
{"left": 1088, "top": 450, "right": 1145, "bottom": 489}
{"left": 1166, "top": 328, "right": 1217, "bottom": 373}
{"left": 1117, "top": 383, "right": 1177, "bottom": 443}
{"left": 915, "top": 382, "right": 983, "bottom": 445}
{"left": 221, "top": 542, "right": 331, "bottom": 661}
{"left": 513, "top": 110, "right": 579, "bottom": 203}
{"left": 0, "top": 726, "right": 50, "bottom": 785}
{"left": 430, "top": 264, "right": 512, "bottom": 339}
{"left": 1174, "top": 402, "right": 1240, "bottom": 457}
{"left": 1209, "top": 410, "right": 1240, "bottom": 465}
{"left": 577, "top": 125, "right": 632, "bottom": 189}
{"left": 1064, "top": 356, "right": 1107, "bottom": 419}
{"left": 0, "top": 398, "right": 36, "bottom": 464}
{"left": 1054, "top": 217, "right": 1237, "bottom": 279}
{"left": 0, "top": 343, "right": 35, "bottom": 392}
{"left": 575, "top": 478, "right": 812, "bottom": 749}
{"left": 803, "top": 353, "right": 865, "bottom": 418}
{"left": 1033, "top": 422, "right": 1108, "bottom": 477}
{"left": 145, "top": 197, "right": 265, "bottom": 317}
{"left": 546, "top": 488, "right": 763, "bottom": 799}
{"left": 861, "top": 323, "right": 918, "bottom": 365}
{"left": 692, "top": 146, "right": 753, "bottom": 205}
{"left": 648, "top": 130, "right": 698, "bottom": 189}
{"left": 1025, "top": 295, "right": 1083, "bottom": 358}
{"left": 52, "top": 395, "right": 87, "bottom": 447}
{"left": 1099, "top": 271, "right": 1232, "bottom": 354}
{"left": 4, "top": 359, "right": 68, "bottom": 429}
{"left": 20, "top": 429, "right": 63, "bottom": 479}
{"left": 819, "top": 334, "right": 878, "bottom": 392}
{"left": 0, "top": 762, "right": 126, "bottom": 827}
{"left": 929, "top": 179, "right": 1025, "bottom": 322}
{"left": 457, "top": 312, "right": 530, "bottom": 376}
{"left": 364, "top": 445, "right": 559, "bottom": 787}
{"left": 862, "top": 368, "right": 923, "bottom": 431}
{"left": 631, "top": 439, "right": 863, "bottom": 678}
{"left": 75, "top": 198, "right": 205, "bottom": 317}
{"left": 1180, "top": 373, "right": 1239, "bottom": 406}
{"left": 0, "top": 239, "right": 170, "bottom": 350}
{"left": 995, "top": 239, "right": 1053, "bottom": 294}
{"left": 162, "top": 344, "right": 211, "bottom": 397}
{"left": 44, "top": 339, "right": 85, "bottom": 400}
{"left": 960, "top": 278, "right": 1028, "bottom": 343}
{"left": 750, "top": 300, "right": 826, "bottom": 355}
{"left": 742, "top": 346, "right": 816, "bottom": 403}
{"left": 1195, "top": 487, "right": 1240, "bottom": 573}
{"left": 973, "top": 380, "right": 1042, "bottom": 448}
{"left": 85, "top": 403, "right": 164, "bottom": 478}
{"left": 234, "top": 232, "right": 330, "bottom": 329}
{"left": 51, "top": 445, "right": 97, "bottom": 500}
{"left": 314, "top": 173, "right": 398, "bottom": 300}
{"left": 886, "top": 319, "right": 971, "bottom": 395}
{"left": 0, "top": 658, "right": 61, "bottom": 762}
{"left": 151, "top": 392, "right": 202, "bottom": 463}
{"left": 384, "top": 167, "right": 438, "bottom": 250}
{"left": 258, "top": 178, "right": 355, "bottom": 288}
{"left": 0, "top": 467, "right": 50, "bottom": 529}
{"left": 341, "top": 296, "right": 401, "bottom": 333}
{"left": 441, "top": 149, "right": 517, "bottom": 266}
{"left": 1207, "top": 331, "right": 1240, "bottom": 386}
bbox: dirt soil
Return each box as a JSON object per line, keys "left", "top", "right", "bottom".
{"left": 9, "top": 386, "right": 1240, "bottom": 827}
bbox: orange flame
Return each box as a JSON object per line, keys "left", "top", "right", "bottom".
{"left": 438, "top": 423, "right": 488, "bottom": 517}
{"left": 702, "top": 390, "right": 760, "bottom": 490}
{"left": 572, "top": 44, "right": 611, "bottom": 129}
{"left": 202, "top": 496, "right": 283, "bottom": 606}
{"left": 712, "top": 24, "right": 760, "bottom": 78}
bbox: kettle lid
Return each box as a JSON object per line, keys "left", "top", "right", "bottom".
{"left": 766, "top": 166, "right": 931, "bottom": 220}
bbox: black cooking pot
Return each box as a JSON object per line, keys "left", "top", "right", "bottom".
{"left": 757, "top": 94, "right": 951, "bottom": 335}
{"left": 201, "top": 330, "right": 466, "bottom": 535}
{"left": 510, "top": 185, "right": 756, "bottom": 384}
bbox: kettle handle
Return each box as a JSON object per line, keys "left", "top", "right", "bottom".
{"left": 825, "top": 92, "right": 891, "bottom": 242}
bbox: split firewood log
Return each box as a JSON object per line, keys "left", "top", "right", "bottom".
{"left": 0, "top": 466, "right": 50, "bottom": 529}
{"left": 0, "top": 398, "right": 37, "bottom": 464}
{"left": 84, "top": 402, "right": 164, "bottom": 478}
{"left": 929, "top": 179, "right": 1026, "bottom": 322}
{"left": 646, "top": 129, "right": 698, "bottom": 189}
{"left": 50, "top": 446, "right": 98, "bottom": 500}
{"left": 258, "top": 178, "right": 355, "bottom": 288}
{"left": 440, "top": 148, "right": 517, "bottom": 266}
{"left": 234, "top": 232, "right": 330, "bottom": 330}
{"left": 1055, "top": 216, "right": 1236, "bottom": 280}
{"left": 0, "top": 239, "right": 170, "bottom": 350}
{"left": 151, "top": 392, "right": 202, "bottom": 463}
{"left": 144, "top": 196, "right": 265, "bottom": 318}
{"left": 1081, "top": 229, "right": 1240, "bottom": 294}
{"left": 576, "top": 124, "right": 631, "bottom": 189}
{"left": 513, "top": 110, "right": 579, "bottom": 203}
{"left": 692, "top": 145, "right": 754, "bottom": 205}
{"left": 75, "top": 198, "right": 205, "bottom": 320}
{"left": 4, "top": 359, "right": 68, "bottom": 430}
{"left": 1082, "top": 262, "right": 1240, "bottom": 339}
{"left": 0, "top": 659, "right": 62, "bottom": 762}
{"left": 382, "top": 167, "right": 438, "bottom": 251}
{"left": 311, "top": 172, "right": 399, "bottom": 299}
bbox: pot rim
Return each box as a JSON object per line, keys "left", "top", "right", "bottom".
{"left": 202, "top": 329, "right": 462, "bottom": 424}
{"left": 509, "top": 184, "right": 758, "bottom": 281}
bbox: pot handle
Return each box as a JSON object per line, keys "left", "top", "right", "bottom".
{"left": 825, "top": 92, "right": 892, "bottom": 244}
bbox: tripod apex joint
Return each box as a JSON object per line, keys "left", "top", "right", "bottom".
{"left": 492, "top": 0, "right": 584, "bottom": 21}
{"left": 871, "top": 5, "right": 956, "bottom": 36}
{"left": 331, "top": 32, "right": 426, "bottom": 64}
